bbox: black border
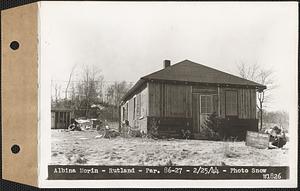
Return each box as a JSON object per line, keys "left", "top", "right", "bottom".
{"left": 0, "top": 0, "right": 299, "bottom": 190}
{"left": 1, "top": 0, "right": 38, "bottom": 10}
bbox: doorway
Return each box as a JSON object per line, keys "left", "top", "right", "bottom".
{"left": 192, "top": 93, "right": 218, "bottom": 133}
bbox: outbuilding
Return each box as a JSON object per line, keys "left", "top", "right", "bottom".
{"left": 51, "top": 107, "right": 74, "bottom": 129}
{"left": 120, "top": 60, "right": 266, "bottom": 139}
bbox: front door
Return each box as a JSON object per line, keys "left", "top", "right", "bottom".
{"left": 192, "top": 94, "right": 218, "bottom": 134}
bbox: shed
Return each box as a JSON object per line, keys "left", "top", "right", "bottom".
{"left": 51, "top": 107, "right": 74, "bottom": 129}
{"left": 120, "top": 60, "right": 266, "bottom": 140}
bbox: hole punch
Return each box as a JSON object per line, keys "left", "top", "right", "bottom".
{"left": 10, "top": 41, "right": 20, "bottom": 50}
{"left": 11, "top": 144, "right": 20, "bottom": 154}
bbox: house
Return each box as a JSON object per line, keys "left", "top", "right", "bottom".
{"left": 51, "top": 107, "right": 74, "bottom": 129}
{"left": 120, "top": 60, "right": 266, "bottom": 139}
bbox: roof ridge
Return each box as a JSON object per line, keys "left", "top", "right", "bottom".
{"left": 183, "top": 60, "right": 263, "bottom": 86}
{"left": 144, "top": 59, "right": 264, "bottom": 87}
{"left": 141, "top": 60, "right": 186, "bottom": 80}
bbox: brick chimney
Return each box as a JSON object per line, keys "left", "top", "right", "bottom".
{"left": 164, "top": 60, "right": 171, "bottom": 68}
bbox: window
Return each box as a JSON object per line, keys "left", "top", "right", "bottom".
{"left": 122, "top": 103, "right": 129, "bottom": 122}
{"left": 122, "top": 106, "right": 126, "bottom": 121}
{"left": 225, "top": 90, "right": 238, "bottom": 116}
{"left": 200, "top": 95, "right": 213, "bottom": 114}
{"left": 125, "top": 102, "right": 128, "bottom": 120}
{"left": 133, "top": 97, "right": 136, "bottom": 119}
{"left": 136, "top": 94, "right": 141, "bottom": 117}
{"left": 59, "top": 112, "right": 64, "bottom": 122}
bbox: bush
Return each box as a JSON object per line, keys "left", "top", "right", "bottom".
{"left": 120, "top": 121, "right": 143, "bottom": 138}
{"left": 120, "top": 122, "right": 130, "bottom": 138}
{"left": 165, "top": 159, "right": 175, "bottom": 166}
{"left": 201, "top": 126, "right": 221, "bottom": 141}
{"left": 128, "top": 128, "right": 143, "bottom": 137}
{"left": 201, "top": 112, "right": 223, "bottom": 140}
{"left": 147, "top": 118, "right": 159, "bottom": 138}
{"left": 181, "top": 129, "right": 192, "bottom": 139}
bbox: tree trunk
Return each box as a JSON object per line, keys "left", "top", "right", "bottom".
{"left": 260, "top": 102, "right": 263, "bottom": 131}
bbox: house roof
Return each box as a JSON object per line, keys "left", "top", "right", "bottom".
{"left": 121, "top": 60, "right": 266, "bottom": 102}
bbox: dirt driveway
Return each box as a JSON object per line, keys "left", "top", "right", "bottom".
{"left": 51, "top": 130, "right": 288, "bottom": 166}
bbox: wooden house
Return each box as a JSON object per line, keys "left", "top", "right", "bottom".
{"left": 120, "top": 60, "right": 266, "bottom": 139}
{"left": 51, "top": 107, "right": 74, "bottom": 129}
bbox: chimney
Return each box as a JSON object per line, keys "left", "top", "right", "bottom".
{"left": 164, "top": 60, "right": 171, "bottom": 68}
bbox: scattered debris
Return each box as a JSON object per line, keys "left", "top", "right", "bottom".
{"left": 68, "top": 123, "right": 82, "bottom": 131}
{"left": 221, "top": 161, "right": 227, "bottom": 166}
{"left": 52, "top": 152, "right": 58, "bottom": 157}
{"left": 75, "top": 155, "right": 88, "bottom": 164}
{"left": 225, "top": 152, "right": 240, "bottom": 158}
{"left": 95, "top": 135, "right": 103, "bottom": 139}
{"left": 165, "top": 159, "right": 175, "bottom": 166}
{"left": 265, "top": 126, "right": 287, "bottom": 149}
{"left": 98, "top": 127, "right": 120, "bottom": 139}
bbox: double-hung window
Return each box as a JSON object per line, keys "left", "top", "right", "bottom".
{"left": 225, "top": 90, "right": 238, "bottom": 116}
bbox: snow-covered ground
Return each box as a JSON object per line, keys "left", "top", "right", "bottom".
{"left": 51, "top": 130, "right": 288, "bottom": 166}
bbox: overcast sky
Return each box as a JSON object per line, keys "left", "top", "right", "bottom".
{"left": 40, "top": 2, "right": 298, "bottom": 111}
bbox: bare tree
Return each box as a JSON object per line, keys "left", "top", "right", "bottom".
{"left": 54, "top": 83, "right": 61, "bottom": 104}
{"left": 65, "top": 64, "right": 77, "bottom": 100}
{"left": 77, "top": 64, "right": 104, "bottom": 117}
{"left": 105, "top": 81, "right": 131, "bottom": 121}
{"left": 106, "top": 81, "right": 131, "bottom": 106}
{"left": 264, "top": 110, "right": 289, "bottom": 132}
{"left": 237, "top": 61, "right": 277, "bottom": 130}
{"left": 237, "top": 61, "right": 260, "bottom": 81}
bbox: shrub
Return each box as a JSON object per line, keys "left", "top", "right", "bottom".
{"left": 120, "top": 122, "right": 130, "bottom": 138}
{"left": 181, "top": 129, "right": 192, "bottom": 139}
{"left": 201, "top": 112, "right": 223, "bottom": 140}
{"left": 165, "top": 159, "right": 175, "bottom": 166}
{"left": 147, "top": 118, "right": 159, "bottom": 138}
{"left": 128, "top": 128, "right": 143, "bottom": 137}
{"left": 120, "top": 121, "right": 143, "bottom": 138}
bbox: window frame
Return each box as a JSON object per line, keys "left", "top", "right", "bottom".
{"left": 122, "top": 106, "right": 126, "bottom": 121}
{"left": 133, "top": 95, "right": 137, "bottom": 120}
{"left": 125, "top": 101, "right": 128, "bottom": 120}
{"left": 225, "top": 90, "right": 238, "bottom": 117}
{"left": 200, "top": 94, "right": 216, "bottom": 114}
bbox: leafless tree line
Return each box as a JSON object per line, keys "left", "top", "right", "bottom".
{"left": 51, "top": 64, "right": 133, "bottom": 116}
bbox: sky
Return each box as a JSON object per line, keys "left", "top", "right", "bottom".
{"left": 40, "top": 2, "right": 298, "bottom": 111}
